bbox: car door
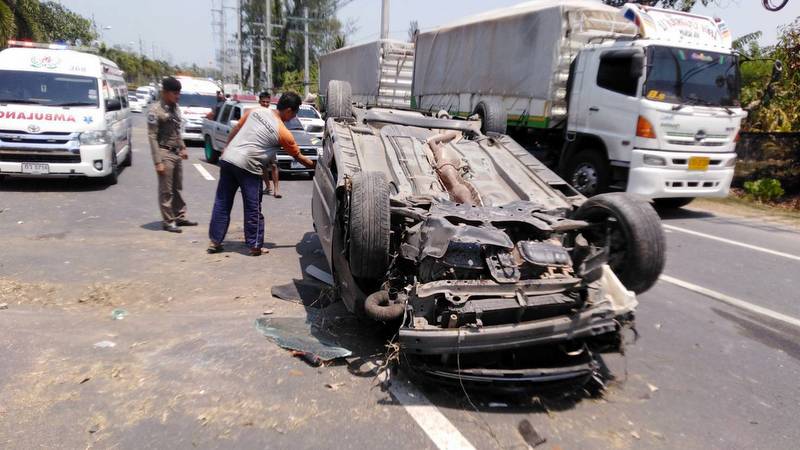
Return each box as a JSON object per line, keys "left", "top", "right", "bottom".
{"left": 582, "top": 49, "right": 643, "bottom": 163}
{"left": 311, "top": 135, "right": 338, "bottom": 266}
{"left": 214, "top": 104, "right": 232, "bottom": 149}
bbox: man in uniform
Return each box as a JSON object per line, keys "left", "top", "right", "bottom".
{"left": 207, "top": 92, "right": 314, "bottom": 256}
{"left": 148, "top": 76, "right": 198, "bottom": 233}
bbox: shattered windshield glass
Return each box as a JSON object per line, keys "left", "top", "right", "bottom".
{"left": 643, "top": 46, "right": 740, "bottom": 107}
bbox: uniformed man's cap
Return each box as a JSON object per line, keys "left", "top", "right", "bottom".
{"left": 162, "top": 77, "right": 182, "bottom": 92}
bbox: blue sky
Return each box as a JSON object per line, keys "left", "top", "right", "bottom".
{"left": 58, "top": 0, "right": 800, "bottom": 67}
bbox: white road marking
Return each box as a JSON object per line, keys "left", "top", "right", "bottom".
{"left": 663, "top": 224, "right": 800, "bottom": 262}
{"left": 388, "top": 374, "right": 476, "bottom": 450}
{"left": 660, "top": 275, "right": 800, "bottom": 329}
{"left": 193, "top": 163, "right": 215, "bottom": 181}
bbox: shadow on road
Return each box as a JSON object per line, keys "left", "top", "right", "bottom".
{"left": 0, "top": 176, "right": 112, "bottom": 192}
{"left": 656, "top": 207, "right": 715, "bottom": 220}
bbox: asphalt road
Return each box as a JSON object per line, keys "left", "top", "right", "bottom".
{"left": 1, "top": 115, "right": 799, "bottom": 449}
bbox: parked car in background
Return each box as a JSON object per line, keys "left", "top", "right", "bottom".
{"left": 201, "top": 96, "right": 320, "bottom": 173}
{"left": 0, "top": 40, "right": 132, "bottom": 185}
{"left": 128, "top": 93, "right": 146, "bottom": 113}
{"left": 136, "top": 85, "right": 156, "bottom": 102}
{"left": 296, "top": 104, "right": 324, "bottom": 139}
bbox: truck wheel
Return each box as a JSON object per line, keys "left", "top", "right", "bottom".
{"left": 473, "top": 99, "right": 507, "bottom": 134}
{"left": 104, "top": 149, "right": 119, "bottom": 186}
{"left": 348, "top": 171, "right": 390, "bottom": 280}
{"left": 572, "top": 193, "right": 665, "bottom": 294}
{"left": 326, "top": 80, "right": 352, "bottom": 120}
{"left": 566, "top": 150, "right": 610, "bottom": 197}
{"left": 204, "top": 136, "right": 219, "bottom": 164}
{"left": 654, "top": 197, "right": 694, "bottom": 209}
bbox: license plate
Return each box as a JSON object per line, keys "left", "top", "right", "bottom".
{"left": 291, "top": 161, "right": 304, "bottom": 169}
{"left": 21, "top": 163, "right": 49, "bottom": 174}
{"left": 687, "top": 156, "right": 710, "bottom": 171}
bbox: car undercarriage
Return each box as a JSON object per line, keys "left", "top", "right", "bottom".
{"left": 312, "top": 83, "right": 665, "bottom": 389}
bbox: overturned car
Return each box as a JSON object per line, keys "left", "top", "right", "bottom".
{"left": 312, "top": 81, "right": 665, "bottom": 388}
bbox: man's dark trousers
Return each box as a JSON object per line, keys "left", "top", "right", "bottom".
{"left": 209, "top": 160, "right": 264, "bottom": 249}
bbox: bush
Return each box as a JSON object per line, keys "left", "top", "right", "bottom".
{"left": 743, "top": 178, "right": 785, "bottom": 202}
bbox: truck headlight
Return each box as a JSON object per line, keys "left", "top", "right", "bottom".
{"left": 643, "top": 155, "right": 666, "bottom": 166}
{"left": 80, "top": 131, "right": 112, "bottom": 145}
{"left": 725, "top": 157, "right": 737, "bottom": 167}
{"left": 316, "top": 147, "right": 324, "bottom": 157}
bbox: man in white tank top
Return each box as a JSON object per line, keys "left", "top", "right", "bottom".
{"left": 207, "top": 92, "right": 315, "bottom": 256}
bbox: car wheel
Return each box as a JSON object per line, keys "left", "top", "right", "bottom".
{"left": 348, "top": 171, "right": 390, "bottom": 280}
{"left": 566, "top": 150, "right": 610, "bottom": 197}
{"left": 572, "top": 193, "right": 665, "bottom": 294}
{"left": 122, "top": 144, "right": 133, "bottom": 168}
{"left": 473, "top": 99, "right": 507, "bottom": 134}
{"left": 326, "top": 80, "right": 352, "bottom": 120}
{"left": 654, "top": 197, "right": 695, "bottom": 209}
{"left": 204, "top": 136, "right": 219, "bottom": 164}
{"left": 104, "top": 149, "right": 119, "bottom": 186}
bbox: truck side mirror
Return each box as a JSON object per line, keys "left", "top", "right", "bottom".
{"left": 105, "top": 98, "right": 122, "bottom": 112}
{"left": 770, "top": 60, "right": 783, "bottom": 83}
{"left": 630, "top": 53, "right": 644, "bottom": 80}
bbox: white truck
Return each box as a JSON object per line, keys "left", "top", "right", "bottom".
{"left": 319, "top": 39, "right": 415, "bottom": 110}
{"left": 322, "top": 1, "right": 763, "bottom": 208}
{"left": 175, "top": 76, "right": 220, "bottom": 144}
{"left": 0, "top": 40, "right": 132, "bottom": 185}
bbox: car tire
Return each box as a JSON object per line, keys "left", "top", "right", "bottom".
{"left": 204, "top": 136, "right": 219, "bottom": 164}
{"left": 105, "top": 149, "right": 119, "bottom": 186}
{"left": 348, "top": 171, "right": 390, "bottom": 280}
{"left": 572, "top": 193, "right": 665, "bottom": 294}
{"left": 565, "top": 150, "right": 610, "bottom": 197}
{"left": 122, "top": 143, "right": 133, "bottom": 167}
{"left": 326, "top": 80, "right": 352, "bottom": 120}
{"left": 654, "top": 197, "right": 694, "bottom": 209}
{"left": 473, "top": 99, "right": 507, "bottom": 134}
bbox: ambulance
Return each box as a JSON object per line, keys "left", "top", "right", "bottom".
{"left": 175, "top": 76, "right": 220, "bottom": 143}
{"left": 0, "top": 41, "right": 132, "bottom": 184}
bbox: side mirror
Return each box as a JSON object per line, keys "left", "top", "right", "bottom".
{"left": 630, "top": 53, "right": 645, "bottom": 80}
{"left": 770, "top": 60, "right": 783, "bottom": 83}
{"left": 105, "top": 98, "right": 122, "bottom": 112}
{"left": 229, "top": 120, "right": 239, "bottom": 128}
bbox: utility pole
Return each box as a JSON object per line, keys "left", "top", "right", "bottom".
{"left": 380, "top": 0, "right": 390, "bottom": 40}
{"left": 265, "top": 0, "right": 272, "bottom": 92}
{"left": 237, "top": 0, "right": 243, "bottom": 86}
{"left": 138, "top": 35, "right": 144, "bottom": 57}
{"left": 303, "top": 6, "right": 310, "bottom": 98}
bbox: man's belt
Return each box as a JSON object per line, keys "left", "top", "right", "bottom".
{"left": 160, "top": 145, "right": 181, "bottom": 153}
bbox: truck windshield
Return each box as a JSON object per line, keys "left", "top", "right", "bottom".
{"left": 180, "top": 93, "right": 217, "bottom": 109}
{"left": 644, "top": 46, "right": 740, "bottom": 107}
{"left": 297, "top": 108, "right": 319, "bottom": 119}
{"left": 0, "top": 70, "right": 99, "bottom": 107}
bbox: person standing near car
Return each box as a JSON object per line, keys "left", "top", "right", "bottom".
{"left": 148, "top": 76, "right": 198, "bottom": 233}
{"left": 207, "top": 92, "right": 314, "bottom": 256}
{"left": 258, "top": 91, "right": 281, "bottom": 198}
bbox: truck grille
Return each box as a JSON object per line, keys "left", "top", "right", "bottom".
{"left": 306, "top": 125, "right": 324, "bottom": 133}
{"left": 278, "top": 147, "right": 318, "bottom": 157}
{"left": 0, "top": 152, "right": 81, "bottom": 163}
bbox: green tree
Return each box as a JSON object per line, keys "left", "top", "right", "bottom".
{"left": 37, "top": 1, "right": 96, "bottom": 44}
{"left": 741, "top": 18, "right": 800, "bottom": 132}
{"left": 0, "top": 0, "right": 44, "bottom": 46}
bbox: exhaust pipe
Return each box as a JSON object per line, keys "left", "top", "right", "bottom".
{"left": 427, "top": 131, "right": 483, "bottom": 206}
{"left": 364, "top": 290, "right": 405, "bottom": 322}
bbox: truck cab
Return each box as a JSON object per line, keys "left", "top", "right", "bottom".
{"left": 564, "top": 6, "right": 742, "bottom": 203}
{"left": 0, "top": 41, "right": 132, "bottom": 185}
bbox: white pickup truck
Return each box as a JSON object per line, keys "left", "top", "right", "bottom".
{"left": 201, "top": 98, "right": 321, "bottom": 174}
